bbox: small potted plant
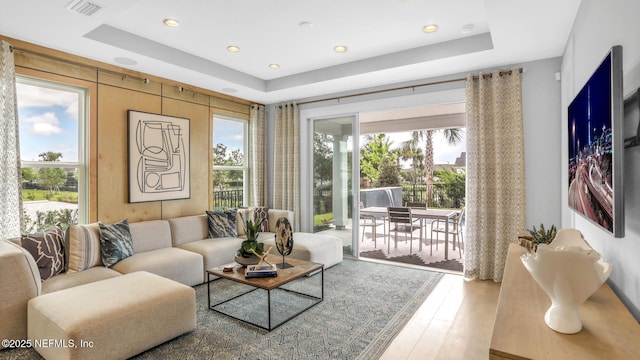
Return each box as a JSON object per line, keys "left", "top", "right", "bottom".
{"left": 235, "top": 213, "right": 265, "bottom": 266}
{"left": 521, "top": 223, "right": 558, "bottom": 252}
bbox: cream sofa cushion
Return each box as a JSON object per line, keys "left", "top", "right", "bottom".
{"left": 168, "top": 215, "right": 209, "bottom": 247}
{"left": 28, "top": 271, "right": 196, "bottom": 360}
{"left": 177, "top": 237, "right": 242, "bottom": 282}
{"left": 260, "top": 232, "right": 343, "bottom": 270}
{"left": 111, "top": 247, "right": 203, "bottom": 286}
{"left": 268, "top": 209, "right": 294, "bottom": 232}
{"left": 42, "top": 266, "right": 121, "bottom": 294}
{"left": 128, "top": 219, "right": 173, "bottom": 252}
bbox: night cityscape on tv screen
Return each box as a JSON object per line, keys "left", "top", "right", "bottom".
{"left": 568, "top": 52, "right": 614, "bottom": 233}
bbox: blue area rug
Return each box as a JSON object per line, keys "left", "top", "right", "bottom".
{"left": 4, "top": 259, "right": 443, "bottom": 360}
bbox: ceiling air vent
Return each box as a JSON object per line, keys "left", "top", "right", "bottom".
{"left": 65, "top": 0, "right": 103, "bottom": 16}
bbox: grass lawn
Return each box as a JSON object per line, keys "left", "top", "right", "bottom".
{"left": 22, "top": 189, "right": 78, "bottom": 203}
{"left": 314, "top": 212, "right": 333, "bottom": 227}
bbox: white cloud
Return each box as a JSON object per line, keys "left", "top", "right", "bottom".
{"left": 65, "top": 101, "right": 79, "bottom": 119}
{"left": 25, "top": 112, "right": 64, "bottom": 135}
{"left": 432, "top": 129, "right": 466, "bottom": 164}
{"left": 17, "top": 83, "right": 79, "bottom": 121}
{"left": 231, "top": 133, "right": 244, "bottom": 142}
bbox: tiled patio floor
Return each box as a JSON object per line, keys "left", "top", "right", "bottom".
{"left": 319, "top": 220, "right": 464, "bottom": 273}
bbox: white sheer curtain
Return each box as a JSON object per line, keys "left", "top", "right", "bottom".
{"left": 273, "top": 102, "right": 300, "bottom": 230}
{"left": 248, "top": 104, "right": 267, "bottom": 207}
{"left": 0, "top": 40, "right": 23, "bottom": 239}
{"left": 464, "top": 69, "right": 526, "bottom": 282}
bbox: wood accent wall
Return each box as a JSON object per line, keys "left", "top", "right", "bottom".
{"left": 2, "top": 35, "right": 254, "bottom": 223}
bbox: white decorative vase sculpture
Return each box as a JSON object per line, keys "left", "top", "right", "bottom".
{"left": 520, "top": 229, "right": 611, "bottom": 334}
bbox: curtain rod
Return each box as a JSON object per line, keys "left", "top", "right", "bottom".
{"left": 297, "top": 68, "right": 523, "bottom": 106}
{"left": 297, "top": 77, "right": 465, "bottom": 106}
{"left": 10, "top": 45, "right": 151, "bottom": 84}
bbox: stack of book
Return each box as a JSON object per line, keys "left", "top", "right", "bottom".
{"left": 245, "top": 264, "right": 278, "bottom": 278}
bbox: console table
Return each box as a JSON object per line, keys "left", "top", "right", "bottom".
{"left": 490, "top": 243, "right": 640, "bottom": 359}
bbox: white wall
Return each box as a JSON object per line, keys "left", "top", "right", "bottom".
{"left": 561, "top": 0, "right": 640, "bottom": 319}
{"left": 521, "top": 58, "right": 563, "bottom": 229}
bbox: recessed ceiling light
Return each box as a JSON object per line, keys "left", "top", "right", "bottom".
{"left": 298, "top": 21, "right": 313, "bottom": 28}
{"left": 163, "top": 18, "right": 180, "bottom": 27}
{"left": 227, "top": 45, "right": 240, "bottom": 53}
{"left": 269, "top": 64, "right": 280, "bottom": 70}
{"left": 423, "top": 24, "right": 439, "bottom": 33}
{"left": 334, "top": 45, "right": 348, "bottom": 53}
{"left": 461, "top": 24, "right": 474, "bottom": 34}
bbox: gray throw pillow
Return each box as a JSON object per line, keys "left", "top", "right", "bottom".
{"left": 21, "top": 225, "right": 65, "bottom": 280}
{"left": 206, "top": 209, "right": 238, "bottom": 238}
{"left": 99, "top": 219, "right": 134, "bottom": 267}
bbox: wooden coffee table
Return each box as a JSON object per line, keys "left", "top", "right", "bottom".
{"left": 207, "top": 255, "right": 324, "bottom": 331}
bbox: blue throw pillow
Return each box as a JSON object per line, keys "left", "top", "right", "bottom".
{"left": 99, "top": 219, "right": 134, "bottom": 267}
{"left": 206, "top": 209, "right": 238, "bottom": 238}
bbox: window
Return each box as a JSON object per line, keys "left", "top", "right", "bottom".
{"left": 17, "top": 77, "right": 88, "bottom": 233}
{"left": 212, "top": 115, "right": 248, "bottom": 208}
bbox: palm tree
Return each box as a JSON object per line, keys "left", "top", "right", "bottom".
{"left": 399, "top": 137, "right": 425, "bottom": 187}
{"left": 426, "top": 128, "right": 463, "bottom": 202}
{"left": 406, "top": 128, "right": 463, "bottom": 203}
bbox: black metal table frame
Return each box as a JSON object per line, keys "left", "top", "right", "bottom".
{"left": 207, "top": 268, "right": 324, "bottom": 331}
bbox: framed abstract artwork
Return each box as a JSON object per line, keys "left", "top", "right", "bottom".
{"left": 127, "top": 110, "right": 190, "bottom": 203}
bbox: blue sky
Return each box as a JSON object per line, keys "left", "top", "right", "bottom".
{"left": 17, "top": 82, "right": 79, "bottom": 162}
{"left": 385, "top": 129, "right": 467, "bottom": 165}
{"left": 213, "top": 118, "right": 245, "bottom": 155}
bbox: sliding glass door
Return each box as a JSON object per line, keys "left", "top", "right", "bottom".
{"left": 312, "top": 115, "right": 358, "bottom": 257}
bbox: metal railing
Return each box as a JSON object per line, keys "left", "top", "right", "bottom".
{"left": 401, "top": 184, "right": 465, "bottom": 209}
{"left": 213, "top": 189, "right": 243, "bottom": 208}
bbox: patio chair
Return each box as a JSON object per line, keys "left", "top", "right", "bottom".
{"left": 431, "top": 207, "right": 465, "bottom": 258}
{"left": 386, "top": 206, "right": 422, "bottom": 255}
{"left": 405, "top": 202, "right": 427, "bottom": 209}
{"left": 406, "top": 202, "right": 437, "bottom": 256}
{"left": 360, "top": 202, "right": 385, "bottom": 248}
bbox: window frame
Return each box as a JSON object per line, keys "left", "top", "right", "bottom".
{"left": 212, "top": 114, "right": 249, "bottom": 208}
{"left": 16, "top": 75, "right": 89, "bottom": 225}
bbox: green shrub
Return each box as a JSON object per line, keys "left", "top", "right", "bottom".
{"left": 22, "top": 208, "right": 78, "bottom": 234}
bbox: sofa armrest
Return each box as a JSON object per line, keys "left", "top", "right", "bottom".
{"left": 0, "top": 240, "right": 42, "bottom": 345}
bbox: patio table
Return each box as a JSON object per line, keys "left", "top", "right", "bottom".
{"left": 360, "top": 207, "right": 458, "bottom": 259}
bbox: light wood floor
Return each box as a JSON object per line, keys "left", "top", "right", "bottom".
{"left": 380, "top": 273, "right": 502, "bottom": 360}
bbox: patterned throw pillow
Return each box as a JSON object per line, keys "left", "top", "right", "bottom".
{"left": 65, "top": 222, "right": 102, "bottom": 272}
{"left": 206, "top": 209, "right": 238, "bottom": 238}
{"left": 99, "top": 219, "right": 134, "bottom": 267}
{"left": 253, "top": 206, "right": 270, "bottom": 232}
{"left": 21, "top": 225, "right": 65, "bottom": 280}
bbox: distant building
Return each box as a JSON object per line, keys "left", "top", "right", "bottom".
{"left": 455, "top": 152, "right": 466, "bottom": 166}
{"left": 433, "top": 152, "right": 466, "bottom": 181}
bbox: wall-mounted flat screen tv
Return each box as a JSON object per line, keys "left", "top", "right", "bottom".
{"left": 568, "top": 45, "right": 624, "bottom": 237}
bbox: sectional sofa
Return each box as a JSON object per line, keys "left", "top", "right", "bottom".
{"left": 0, "top": 208, "right": 343, "bottom": 359}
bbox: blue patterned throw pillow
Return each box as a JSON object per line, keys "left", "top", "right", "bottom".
{"left": 99, "top": 219, "right": 134, "bottom": 267}
{"left": 206, "top": 209, "right": 238, "bottom": 238}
